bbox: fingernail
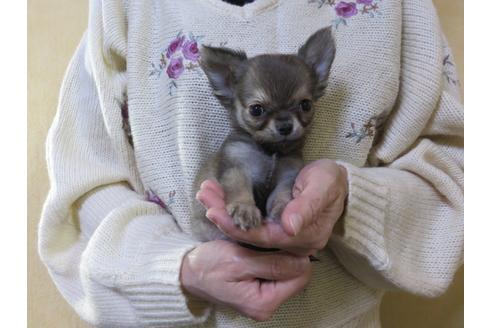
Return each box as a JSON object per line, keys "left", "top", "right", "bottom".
{"left": 289, "top": 214, "right": 302, "bottom": 235}
{"left": 195, "top": 192, "right": 206, "bottom": 207}
{"left": 205, "top": 209, "right": 216, "bottom": 223}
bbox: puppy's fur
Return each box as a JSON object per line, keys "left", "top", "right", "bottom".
{"left": 192, "top": 28, "right": 336, "bottom": 241}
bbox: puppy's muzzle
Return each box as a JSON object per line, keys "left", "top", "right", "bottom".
{"left": 276, "top": 120, "right": 293, "bottom": 136}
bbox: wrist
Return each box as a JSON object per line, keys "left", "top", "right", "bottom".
{"left": 180, "top": 248, "right": 199, "bottom": 294}
{"left": 180, "top": 245, "right": 212, "bottom": 302}
{"left": 179, "top": 247, "right": 212, "bottom": 317}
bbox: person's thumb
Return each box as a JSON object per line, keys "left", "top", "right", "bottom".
{"left": 281, "top": 181, "right": 329, "bottom": 236}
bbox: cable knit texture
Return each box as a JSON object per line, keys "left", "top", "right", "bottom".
{"left": 38, "top": 0, "right": 463, "bottom": 327}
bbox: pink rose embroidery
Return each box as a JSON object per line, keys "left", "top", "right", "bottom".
{"left": 166, "top": 57, "right": 184, "bottom": 79}
{"left": 335, "top": 2, "right": 358, "bottom": 18}
{"left": 182, "top": 40, "right": 200, "bottom": 62}
{"left": 150, "top": 31, "right": 205, "bottom": 95}
{"left": 308, "top": 0, "right": 382, "bottom": 28}
{"left": 166, "top": 36, "right": 184, "bottom": 59}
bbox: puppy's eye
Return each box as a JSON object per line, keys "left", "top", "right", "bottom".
{"left": 249, "top": 104, "right": 265, "bottom": 117}
{"left": 300, "top": 99, "right": 312, "bottom": 112}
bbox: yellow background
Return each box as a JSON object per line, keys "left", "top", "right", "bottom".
{"left": 27, "top": 1, "right": 464, "bottom": 327}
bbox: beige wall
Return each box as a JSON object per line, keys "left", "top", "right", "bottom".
{"left": 27, "top": 1, "right": 463, "bottom": 327}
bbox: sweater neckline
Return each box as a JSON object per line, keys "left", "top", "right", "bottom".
{"left": 203, "top": 0, "right": 279, "bottom": 19}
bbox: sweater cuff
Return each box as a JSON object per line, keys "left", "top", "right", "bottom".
{"left": 118, "top": 235, "right": 211, "bottom": 327}
{"left": 333, "top": 162, "right": 390, "bottom": 270}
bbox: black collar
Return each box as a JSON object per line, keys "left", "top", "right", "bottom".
{"left": 222, "top": 0, "right": 256, "bottom": 7}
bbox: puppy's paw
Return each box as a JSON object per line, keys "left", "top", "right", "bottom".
{"left": 266, "top": 199, "right": 289, "bottom": 223}
{"left": 266, "top": 191, "right": 292, "bottom": 222}
{"left": 226, "top": 202, "right": 263, "bottom": 230}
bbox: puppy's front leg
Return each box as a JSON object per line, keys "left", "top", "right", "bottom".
{"left": 266, "top": 157, "right": 303, "bottom": 222}
{"left": 220, "top": 167, "right": 262, "bottom": 230}
{"left": 266, "top": 181, "right": 294, "bottom": 222}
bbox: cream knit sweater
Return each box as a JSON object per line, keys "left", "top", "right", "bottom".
{"left": 38, "top": 0, "right": 464, "bottom": 327}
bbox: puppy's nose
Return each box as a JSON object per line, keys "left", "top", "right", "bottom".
{"left": 276, "top": 121, "right": 293, "bottom": 136}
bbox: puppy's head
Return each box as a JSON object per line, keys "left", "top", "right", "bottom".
{"left": 200, "top": 27, "right": 335, "bottom": 145}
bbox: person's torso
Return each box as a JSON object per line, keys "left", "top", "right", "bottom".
{"left": 122, "top": 0, "right": 402, "bottom": 326}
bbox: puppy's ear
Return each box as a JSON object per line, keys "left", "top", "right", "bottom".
{"left": 298, "top": 27, "right": 336, "bottom": 98}
{"left": 200, "top": 45, "right": 247, "bottom": 108}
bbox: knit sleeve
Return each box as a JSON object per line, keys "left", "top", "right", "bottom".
{"left": 329, "top": 1, "right": 463, "bottom": 297}
{"left": 38, "top": 1, "right": 210, "bottom": 326}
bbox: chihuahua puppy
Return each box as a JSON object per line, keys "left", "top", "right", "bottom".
{"left": 191, "top": 27, "right": 336, "bottom": 242}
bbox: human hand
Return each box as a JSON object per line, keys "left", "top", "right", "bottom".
{"left": 196, "top": 159, "right": 348, "bottom": 256}
{"left": 180, "top": 240, "right": 312, "bottom": 321}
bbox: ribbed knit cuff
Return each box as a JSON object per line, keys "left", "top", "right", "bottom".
{"left": 118, "top": 235, "right": 211, "bottom": 327}
{"left": 333, "top": 162, "right": 390, "bottom": 270}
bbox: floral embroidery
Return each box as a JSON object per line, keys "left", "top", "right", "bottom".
{"left": 345, "top": 111, "right": 388, "bottom": 143}
{"left": 182, "top": 40, "right": 201, "bottom": 61}
{"left": 146, "top": 189, "right": 167, "bottom": 209}
{"left": 119, "top": 93, "right": 133, "bottom": 147}
{"left": 145, "top": 189, "right": 177, "bottom": 209}
{"left": 167, "top": 190, "right": 176, "bottom": 205}
{"left": 150, "top": 31, "right": 204, "bottom": 95}
{"left": 308, "top": 0, "right": 382, "bottom": 28}
{"left": 335, "top": 1, "right": 358, "bottom": 18}
{"left": 443, "top": 53, "right": 460, "bottom": 86}
{"left": 309, "top": 0, "right": 336, "bottom": 9}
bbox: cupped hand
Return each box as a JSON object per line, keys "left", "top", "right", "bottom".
{"left": 196, "top": 159, "right": 348, "bottom": 256}
{"left": 180, "top": 240, "right": 312, "bottom": 321}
